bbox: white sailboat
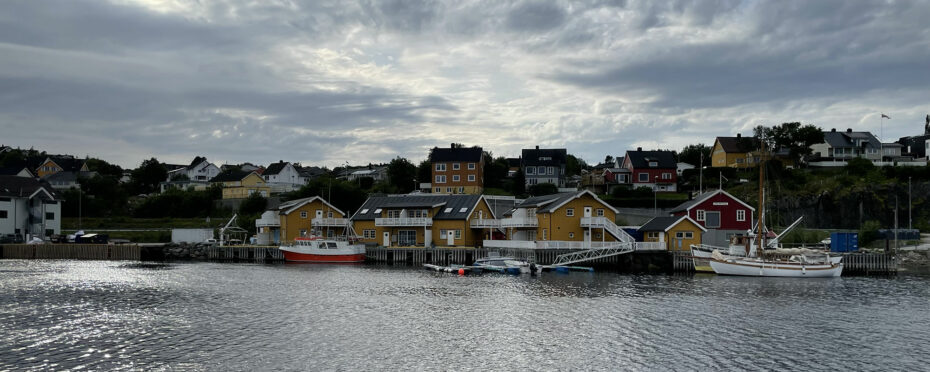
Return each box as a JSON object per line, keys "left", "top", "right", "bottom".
{"left": 707, "top": 143, "right": 843, "bottom": 277}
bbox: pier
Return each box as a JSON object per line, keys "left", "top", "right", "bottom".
{"left": 670, "top": 250, "right": 897, "bottom": 275}
{"left": 1, "top": 244, "right": 141, "bottom": 260}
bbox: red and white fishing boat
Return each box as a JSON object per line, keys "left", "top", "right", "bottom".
{"left": 279, "top": 236, "right": 366, "bottom": 263}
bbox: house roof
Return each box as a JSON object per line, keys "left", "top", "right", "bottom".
{"left": 210, "top": 169, "right": 252, "bottom": 182}
{"left": 507, "top": 190, "right": 617, "bottom": 216}
{"left": 823, "top": 130, "right": 880, "bottom": 149}
{"left": 715, "top": 136, "right": 760, "bottom": 153}
{"left": 264, "top": 161, "right": 289, "bottom": 175}
{"left": 521, "top": 148, "right": 567, "bottom": 166}
{"left": 46, "top": 171, "right": 98, "bottom": 183}
{"left": 0, "top": 175, "right": 59, "bottom": 199}
{"left": 277, "top": 196, "right": 344, "bottom": 216}
{"left": 669, "top": 189, "right": 756, "bottom": 213}
{"left": 352, "top": 194, "right": 481, "bottom": 221}
{"left": 42, "top": 156, "right": 85, "bottom": 173}
{"left": 638, "top": 215, "right": 707, "bottom": 233}
{"left": 0, "top": 167, "right": 32, "bottom": 177}
{"left": 429, "top": 146, "right": 483, "bottom": 162}
{"left": 625, "top": 150, "right": 677, "bottom": 169}
{"left": 187, "top": 156, "right": 207, "bottom": 169}
{"left": 298, "top": 166, "right": 327, "bottom": 178}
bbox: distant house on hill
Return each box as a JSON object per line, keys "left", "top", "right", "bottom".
{"left": 521, "top": 146, "right": 567, "bottom": 188}
{"left": 622, "top": 148, "right": 677, "bottom": 192}
{"left": 210, "top": 170, "right": 269, "bottom": 199}
{"left": 428, "top": 144, "right": 484, "bottom": 194}
{"left": 711, "top": 135, "right": 761, "bottom": 168}
{"left": 0, "top": 175, "right": 62, "bottom": 241}
{"left": 35, "top": 156, "right": 88, "bottom": 179}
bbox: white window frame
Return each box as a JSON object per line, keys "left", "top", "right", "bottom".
{"left": 639, "top": 173, "right": 648, "bottom": 182}
{"left": 736, "top": 210, "right": 745, "bottom": 222}
{"left": 435, "top": 175, "right": 446, "bottom": 183}
{"left": 596, "top": 208, "right": 604, "bottom": 217}
{"left": 662, "top": 172, "right": 671, "bottom": 180}
{"left": 457, "top": 187, "right": 464, "bottom": 193}
{"left": 647, "top": 232, "right": 659, "bottom": 239}
{"left": 452, "top": 163, "right": 460, "bottom": 170}
{"left": 696, "top": 210, "right": 706, "bottom": 221}
{"left": 675, "top": 232, "right": 694, "bottom": 239}
{"left": 526, "top": 167, "right": 535, "bottom": 175}
{"left": 541, "top": 228, "right": 547, "bottom": 240}
{"left": 566, "top": 208, "right": 574, "bottom": 217}
{"left": 435, "top": 163, "right": 446, "bottom": 171}
{"left": 452, "top": 175, "right": 460, "bottom": 182}
{"left": 468, "top": 163, "right": 476, "bottom": 170}
{"left": 300, "top": 211, "right": 308, "bottom": 218}
{"left": 467, "top": 174, "right": 475, "bottom": 182}
{"left": 547, "top": 167, "right": 554, "bottom": 175}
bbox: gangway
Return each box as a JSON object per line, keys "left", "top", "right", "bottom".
{"left": 551, "top": 242, "right": 634, "bottom": 266}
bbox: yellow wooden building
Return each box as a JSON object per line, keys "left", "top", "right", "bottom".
{"left": 274, "top": 196, "right": 348, "bottom": 242}
{"left": 494, "top": 190, "right": 627, "bottom": 245}
{"left": 210, "top": 170, "right": 270, "bottom": 199}
{"left": 35, "top": 157, "right": 88, "bottom": 178}
{"left": 637, "top": 215, "right": 706, "bottom": 251}
{"left": 351, "top": 194, "right": 496, "bottom": 248}
{"left": 711, "top": 135, "right": 761, "bottom": 168}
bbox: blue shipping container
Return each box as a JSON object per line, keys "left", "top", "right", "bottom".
{"left": 830, "top": 232, "right": 859, "bottom": 252}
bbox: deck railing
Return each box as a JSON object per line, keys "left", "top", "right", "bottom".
{"left": 375, "top": 217, "right": 433, "bottom": 226}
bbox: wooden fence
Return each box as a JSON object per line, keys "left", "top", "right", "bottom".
{"left": 1, "top": 244, "right": 141, "bottom": 260}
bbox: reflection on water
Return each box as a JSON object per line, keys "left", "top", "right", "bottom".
{"left": 1, "top": 260, "right": 928, "bottom": 371}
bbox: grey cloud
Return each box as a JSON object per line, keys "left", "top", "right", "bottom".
{"left": 506, "top": 1, "right": 567, "bottom": 32}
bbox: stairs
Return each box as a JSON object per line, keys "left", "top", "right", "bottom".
{"left": 552, "top": 242, "right": 634, "bottom": 266}
{"left": 580, "top": 217, "right": 635, "bottom": 243}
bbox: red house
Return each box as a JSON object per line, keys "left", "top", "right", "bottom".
{"left": 669, "top": 189, "right": 755, "bottom": 231}
{"left": 622, "top": 148, "right": 677, "bottom": 192}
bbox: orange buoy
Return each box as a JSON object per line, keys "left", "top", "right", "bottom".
{"left": 458, "top": 268, "right": 465, "bottom": 276}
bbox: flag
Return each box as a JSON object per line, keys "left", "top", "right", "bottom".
{"left": 882, "top": 114, "right": 891, "bottom": 119}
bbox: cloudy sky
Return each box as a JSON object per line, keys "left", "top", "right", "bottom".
{"left": 2, "top": 0, "right": 929, "bottom": 169}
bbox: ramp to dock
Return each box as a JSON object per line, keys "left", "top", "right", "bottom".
{"left": 551, "top": 242, "right": 634, "bottom": 266}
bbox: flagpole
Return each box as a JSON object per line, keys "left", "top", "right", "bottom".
{"left": 881, "top": 113, "right": 884, "bottom": 163}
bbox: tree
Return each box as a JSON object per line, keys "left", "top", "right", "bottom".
{"left": 238, "top": 193, "right": 268, "bottom": 215}
{"left": 565, "top": 154, "right": 588, "bottom": 176}
{"left": 483, "top": 153, "right": 510, "bottom": 189}
{"left": 84, "top": 158, "right": 123, "bottom": 178}
{"left": 387, "top": 157, "right": 417, "bottom": 193}
{"left": 512, "top": 168, "right": 526, "bottom": 196}
{"left": 528, "top": 182, "right": 559, "bottom": 196}
{"left": 130, "top": 158, "right": 167, "bottom": 194}
{"left": 678, "top": 144, "right": 711, "bottom": 167}
{"left": 754, "top": 122, "right": 824, "bottom": 165}
{"left": 417, "top": 160, "right": 432, "bottom": 188}
{"left": 604, "top": 155, "right": 614, "bottom": 166}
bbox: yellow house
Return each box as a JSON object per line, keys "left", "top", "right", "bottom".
{"left": 711, "top": 135, "right": 761, "bottom": 168}
{"left": 493, "top": 190, "right": 629, "bottom": 246}
{"left": 351, "top": 194, "right": 496, "bottom": 248}
{"left": 211, "top": 170, "right": 270, "bottom": 199}
{"left": 36, "top": 157, "right": 89, "bottom": 178}
{"left": 274, "top": 196, "right": 348, "bottom": 242}
{"left": 637, "top": 215, "right": 706, "bottom": 251}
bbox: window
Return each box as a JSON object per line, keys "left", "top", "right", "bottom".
{"left": 435, "top": 187, "right": 440, "bottom": 193}
{"left": 387, "top": 210, "right": 401, "bottom": 218}
{"left": 566, "top": 208, "right": 574, "bottom": 217}
{"left": 537, "top": 166, "right": 546, "bottom": 174}
{"left": 459, "top": 207, "right": 468, "bottom": 213}
{"left": 468, "top": 175, "right": 475, "bottom": 182}
{"left": 435, "top": 163, "right": 446, "bottom": 171}
{"left": 639, "top": 173, "right": 648, "bottom": 182}
{"left": 327, "top": 211, "right": 334, "bottom": 218}
{"left": 300, "top": 211, "right": 308, "bottom": 218}
{"left": 435, "top": 175, "right": 446, "bottom": 183}
{"left": 541, "top": 228, "right": 547, "bottom": 240}
{"left": 736, "top": 158, "right": 744, "bottom": 164}
{"left": 662, "top": 173, "right": 671, "bottom": 180}
{"left": 547, "top": 167, "right": 554, "bottom": 175}
{"left": 596, "top": 209, "right": 604, "bottom": 217}
{"left": 452, "top": 175, "right": 460, "bottom": 182}
{"left": 444, "top": 207, "right": 453, "bottom": 213}
{"left": 361, "top": 209, "right": 370, "bottom": 214}
{"left": 299, "top": 229, "right": 308, "bottom": 236}
{"left": 649, "top": 161, "right": 658, "bottom": 167}
{"left": 363, "top": 230, "right": 376, "bottom": 239}
{"left": 737, "top": 210, "right": 745, "bottom": 222}
{"left": 458, "top": 187, "right": 464, "bottom": 193}
{"left": 569, "top": 232, "right": 574, "bottom": 239}
{"left": 468, "top": 163, "right": 476, "bottom": 170}
{"left": 526, "top": 167, "right": 535, "bottom": 175}
{"left": 705, "top": 211, "right": 721, "bottom": 228}
{"left": 452, "top": 163, "right": 460, "bottom": 170}
{"left": 0, "top": 210, "right": 7, "bottom": 219}
{"left": 647, "top": 232, "right": 659, "bottom": 239}
{"left": 696, "top": 210, "right": 705, "bottom": 221}
{"left": 446, "top": 187, "right": 452, "bottom": 193}
{"left": 374, "top": 208, "right": 382, "bottom": 214}
{"left": 675, "top": 232, "right": 694, "bottom": 239}
{"left": 45, "top": 212, "right": 54, "bottom": 220}
{"left": 439, "top": 230, "right": 462, "bottom": 239}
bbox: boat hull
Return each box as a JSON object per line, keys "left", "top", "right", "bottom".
{"left": 279, "top": 240, "right": 367, "bottom": 263}
{"left": 690, "top": 246, "right": 715, "bottom": 273}
{"left": 710, "top": 258, "right": 842, "bottom": 277}
{"left": 281, "top": 251, "right": 366, "bottom": 263}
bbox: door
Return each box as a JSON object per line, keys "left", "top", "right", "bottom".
{"left": 315, "top": 210, "right": 323, "bottom": 220}
{"left": 383, "top": 232, "right": 390, "bottom": 247}
{"left": 584, "top": 207, "right": 592, "bottom": 218}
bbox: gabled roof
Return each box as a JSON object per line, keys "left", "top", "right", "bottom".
{"left": 521, "top": 148, "right": 567, "bottom": 166}
{"left": 625, "top": 150, "right": 677, "bottom": 169}
{"left": 429, "top": 146, "right": 483, "bottom": 162}
{"left": 41, "top": 156, "right": 85, "bottom": 173}
{"left": 823, "top": 130, "right": 880, "bottom": 149}
{"left": 352, "top": 194, "right": 481, "bottom": 221}
{"left": 715, "top": 136, "right": 760, "bottom": 153}
{"left": 264, "top": 161, "right": 290, "bottom": 175}
{"left": 507, "top": 190, "right": 618, "bottom": 215}
{"left": 209, "top": 170, "right": 253, "bottom": 182}
{"left": 277, "top": 196, "right": 345, "bottom": 216}
{"left": 638, "top": 215, "right": 707, "bottom": 233}
{"left": 188, "top": 156, "right": 207, "bottom": 169}
{"left": 669, "top": 189, "right": 756, "bottom": 213}
{"left": 298, "top": 166, "right": 327, "bottom": 177}
{"left": 0, "top": 175, "right": 59, "bottom": 199}
{"left": 0, "top": 167, "right": 33, "bottom": 177}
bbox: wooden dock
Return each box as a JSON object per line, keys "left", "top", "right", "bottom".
{"left": 365, "top": 247, "right": 640, "bottom": 266}
{"left": 1, "top": 244, "right": 141, "bottom": 260}
{"left": 205, "top": 245, "right": 283, "bottom": 262}
{"left": 670, "top": 250, "right": 896, "bottom": 275}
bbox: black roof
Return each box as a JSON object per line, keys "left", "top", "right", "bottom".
{"left": 352, "top": 194, "right": 481, "bottom": 221}
{"left": 715, "top": 136, "right": 760, "bottom": 153}
{"left": 46, "top": 156, "right": 85, "bottom": 172}
{"left": 210, "top": 169, "right": 252, "bottom": 182}
{"left": 429, "top": 146, "right": 483, "bottom": 162}
{"left": 625, "top": 150, "right": 676, "bottom": 169}
{"left": 823, "top": 130, "right": 880, "bottom": 149}
{"left": 264, "top": 161, "right": 288, "bottom": 175}
{"left": 0, "top": 175, "right": 59, "bottom": 199}
{"left": 0, "top": 167, "right": 31, "bottom": 176}
{"left": 188, "top": 156, "right": 207, "bottom": 169}
{"left": 504, "top": 192, "right": 579, "bottom": 216}
{"left": 638, "top": 216, "right": 683, "bottom": 232}
{"left": 521, "top": 148, "right": 567, "bottom": 166}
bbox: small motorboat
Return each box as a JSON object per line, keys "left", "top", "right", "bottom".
{"left": 473, "top": 253, "right": 532, "bottom": 274}
{"left": 279, "top": 236, "right": 366, "bottom": 263}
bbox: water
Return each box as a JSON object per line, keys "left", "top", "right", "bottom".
{"left": 1, "top": 260, "right": 928, "bottom": 371}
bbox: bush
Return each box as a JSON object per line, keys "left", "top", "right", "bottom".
{"left": 859, "top": 220, "right": 881, "bottom": 246}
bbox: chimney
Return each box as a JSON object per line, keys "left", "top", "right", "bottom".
{"left": 536, "top": 145, "right": 539, "bottom": 150}
{"left": 831, "top": 128, "right": 836, "bottom": 132}
{"left": 450, "top": 143, "right": 455, "bottom": 148}
{"left": 736, "top": 133, "right": 741, "bottom": 138}
{"left": 847, "top": 128, "right": 852, "bottom": 133}
{"left": 637, "top": 147, "right": 642, "bottom": 151}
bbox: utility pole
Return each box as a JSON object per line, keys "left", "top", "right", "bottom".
{"left": 699, "top": 152, "right": 703, "bottom": 194}
{"left": 908, "top": 177, "right": 912, "bottom": 230}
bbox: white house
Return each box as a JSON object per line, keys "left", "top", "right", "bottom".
{"left": 0, "top": 175, "right": 62, "bottom": 241}
{"left": 166, "top": 156, "right": 221, "bottom": 182}
{"left": 263, "top": 161, "right": 305, "bottom": 191}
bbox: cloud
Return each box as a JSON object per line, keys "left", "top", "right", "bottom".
{"left": 1, "top": 0, "right": 929, "bottom": 170}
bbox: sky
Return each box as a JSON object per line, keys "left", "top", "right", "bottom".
{"left": 1, "top": 0, "right": 929, "bottom": 169}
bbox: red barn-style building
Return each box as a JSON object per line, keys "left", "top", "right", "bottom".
{"left": 670, "top": 189, "right": 755, "bottom": 247}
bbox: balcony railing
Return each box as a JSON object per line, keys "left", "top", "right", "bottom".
{"left": 500, "top": 217, "right": 538, "bottom": 228}
{"left": 470, "top": 219, "right": 501, "bottom": 228}
{"left": 375, "top": 217, "right": 433, "bottom": 226}
{"left": 483, "top": 240, "right": 537, "bottom": 249}
{"left": 312, "top": 217, "right": 349, "bottom": 227}
{"left": 634, "top": 242, "right": 666, "bottom": 251}
{"left": 482, "top": 240, "right": 633, "bottom": 250}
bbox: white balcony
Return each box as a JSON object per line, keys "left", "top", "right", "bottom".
{"left": 470, "top": 219, "right": 501, "bottom": 228}
{"left": 500, "top": 217, "right": 538, "bottom": 228}
{"left": 482, "top": 240, "right": 632, "bottom": 250}
{"left": 312, "top": 217, "right": 349, "bottom": 227}
{"left": 635, "top": 242, "right": 667, "bottom": 251}
{"left": 483, "top": 240, "right": 537, "bottom": 249}
{"left": 375, "top": 217, "right": 433, "bottom": 226}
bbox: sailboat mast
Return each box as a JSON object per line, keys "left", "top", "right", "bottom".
{"left": 758, "top": 140, "right": 765, "bottom": 251}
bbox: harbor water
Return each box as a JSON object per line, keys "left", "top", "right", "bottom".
{"left": 1, "top": 260, "right": 928, "bottom": 371}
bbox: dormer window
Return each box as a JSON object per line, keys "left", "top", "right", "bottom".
{"left": 649, "top": 161, "right": 658, "bottom": 167}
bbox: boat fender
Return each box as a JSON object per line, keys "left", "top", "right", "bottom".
{"left": 458, "top": 268, "right": 465, "bottom": 276}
